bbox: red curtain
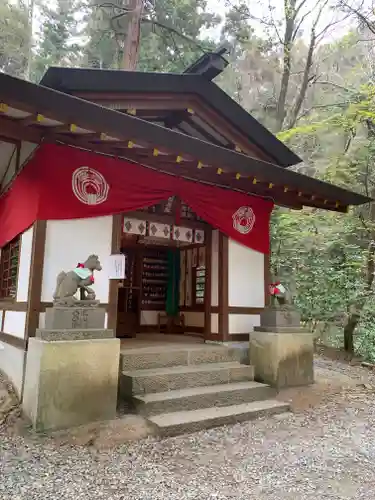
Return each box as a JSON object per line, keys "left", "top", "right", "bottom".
{"left": 0, "top": 144, "right": 273, "bottom": 253}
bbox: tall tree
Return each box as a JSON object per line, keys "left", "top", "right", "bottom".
{"left": 0, "top": 0, "right": 29, "bottom": 77}
{"left": 220, "top": 0, "right": 348, "bottom": 132}
{"left": 32, "top": 0, "right": 81, "bottom": 81}
{"left": 83, "top": 0, "right": 220, "bottom": 71}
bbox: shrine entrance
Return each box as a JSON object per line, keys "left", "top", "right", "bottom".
{"left": 115, "top": 196, "right": 209, "bottom": 339}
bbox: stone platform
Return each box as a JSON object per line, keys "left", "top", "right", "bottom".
{"left": 23, "top": 303, "right": 120, "bottom": 431}
{"left": 250, "top": 305, "right": 314, "bottom": 389}
{"left": 23, "top": 337, "right": 120, "bottom": 431}
{"left": 249, "top": 330, "right": 314, "bottom": 389}
{"left": 36, "top": 329, "right": 114, "bottom": 341}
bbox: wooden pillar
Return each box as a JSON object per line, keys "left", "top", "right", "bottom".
{"left": 107, "top": 214, "right": 122, "bottom": 332}
{"left": 204, "top": 228, "right": 212, "bottom": 340}
{"left": 264, "top": 252, "right": 270, "bottom": 307}
{"left": 218, "top": 232, "right": 229, "bottom": 342}
{"left": 25, "top": 220, "right": 47, "bottom": 341}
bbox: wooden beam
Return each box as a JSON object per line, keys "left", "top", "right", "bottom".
{"left": 73, "top": 92, "right": 197, "bottom": 108}
{"left": 75, "top": 90, "right": 276, "bottom": 163}
{"left": 204, "top": 228, "right": 212, "bottom": 341}
{"left": 0, "top": 134, "right": 19, "bottom": 145}
{"left": 107, "top": 214, "right": 122, "bottom": 333}
{"left": 0, "top": 302, "right": 27, "bottom": 311}
{"left": 228, "top": 306, "right": 264, "bottom": 314}
{"left": 15, "top": 141, "right": 21, "bottom": 173}
{"left": 20, "top": 113, "right": 44, "bottom": 126}
{"left": 0, "top": 143, "right": 17, "bottom": 188}
{"left": 264, "top": 252, "right": 270, "bottom": 307}
{"left": 125, "top": 210, "right": 208, "bottom": 230}
{"left": 25, "top": 220, "right": 47, "bottom": 340}
{"left": 0, "top": 115, "right": 42, "bottom": 142}
{"left": 218, "top": 232, "right": 229, "bottom": 342}
{"left": 0, "top": 331, "right": 27, "bottom": 350}
{"left": 181, "top": 96, "right": 271, "bottom": 162}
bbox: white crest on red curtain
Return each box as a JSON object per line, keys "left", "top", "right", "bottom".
{"left": 232, "top": 206, "right": 255, "bottom": 235}
{"left": 72, "top": 166, "right": 109, "bottom": 205}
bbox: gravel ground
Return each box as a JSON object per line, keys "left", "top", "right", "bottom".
{"left": 2, "top": 356, "right": 375, "bottom": 500}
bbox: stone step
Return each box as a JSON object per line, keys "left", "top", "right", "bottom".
{"left": 148, "top": 399, "right": 290, "bottom": 437}
{"left": 120, "top": 362, "right": 254, "bottom": 396}
{"left": 134, "top": 381, "right": 276, "bottom": 416}
{"left": 120, "top": 345, "right": 241, "bottom": 371}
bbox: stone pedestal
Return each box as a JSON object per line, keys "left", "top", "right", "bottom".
{"left": 45, "top": 306, "right": 105, "bottom": 330}
{"left": 249, "top": 305, "right": 314, "bottom": 389}
{"left": 258, "top": 305, "right": 303, "bottom": 330}
{"left": 37, "top": 306, "right": 114, "bottom": 341}
{"left": 23, "top": 304, "right": 120, "bottom": 431}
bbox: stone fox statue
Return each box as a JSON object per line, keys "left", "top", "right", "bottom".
{"left": 269, "top": 279, "right": 293, "bottom": 306}
{"left": 53, "top": 255, "right": 102, "bottom": 305}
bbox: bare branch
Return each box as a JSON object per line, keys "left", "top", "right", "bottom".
{"left": 295, "top": 0, "right": 310, "bottom": 16}
{"left": 312, "top": 80, "right": 357, "bottom": 93}
{"left": 338, "top": 0, "right": 375, "bottom": 35}
{"left": 141, "top": 18, "right": 208, "bottom": 51}
{"left": 297, "top": 101, "right": 350, "bottom": 120}
{"left": 268, "top": 0, "right": 283, "bottom": 44}
{"left": 292, "top": 8, "right": 315, "bottom": 39}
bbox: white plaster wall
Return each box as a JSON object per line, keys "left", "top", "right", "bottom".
{"left": 229, "top": 314, "right": 260, "bottom": 334}
{"left": 16, "top": 226, "right": 34, "bottom": 302}
{"left": 0, "top": 342, "right": 26, "bottom": 396}
{"left": 42, "top": 216, "right": 113, "bottom": 303}
{"left": 19, "top": 142, "right": 38, "bottom": 166}
{"left": 38, "top": 312, "right": 45, "bottom": 329}
{"left": 140, "top": 310, "right": 159, "bottom": 325}
{"left": 228, "top": 239, "right": 265, "bottom": 308}
{"left": 3, "top": 311, "right": 26, "bottom": 339}
{"left": 184, "top": 311, "right": 204, "bottom": 328}
{"left": 211, "top": 313, "right": 219, "bottom": 334}
{"left": 211, "top": 230, "right": 219, "bottom": 307}
{"left": 0, "top": 141, "right": 38, "bottom": 189}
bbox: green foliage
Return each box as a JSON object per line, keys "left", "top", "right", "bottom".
{"left": 271, "top": 208, "right": 366, "bottom": 325}
{"left": 137, "top": 0, "right": 219, "bottom": 72}
{"left": 0, "top": 0, "right": 29, "bottom": 77}
{"left": 31, "top": 0, "right": 81, "bottom": 81}
{"left": 82, "top": 0, "right": 219, "bottom": 71}
{"left": 272, "top": 74, "right": 375, "bottom": 358}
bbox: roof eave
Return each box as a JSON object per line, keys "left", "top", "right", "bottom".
{"left": 39, "top": 67, "right": 301, "bottom": 168}
{"left": 0, "top": 72, "right": 370, "bottom": 211}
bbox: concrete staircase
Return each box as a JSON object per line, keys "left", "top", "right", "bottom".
{"left": 119, "top": 344, "right": 289, "bottom": 437}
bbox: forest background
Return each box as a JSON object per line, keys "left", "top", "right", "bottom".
{"left": 1, "top": 0, "right": 375, "bottom": 358}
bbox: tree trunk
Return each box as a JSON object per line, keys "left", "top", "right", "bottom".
{"left": 343, "top": 311, "right": 360, "bottom": 353}
{"left": 275, "top": 2, "right": 296, "bottom": 132}
{"left": 286, "top": 29, "right": 316, "bottom": 129}
{"left": 122, "top": 0, "right": 143, "bottom": 70}
{"left": 24, "top": 0, "right": 35, "bottom": 80}
{"left": 343, "top": 214, "right": 375, "bottom": 353}
{"left": 275, "top": 37, "right": 292, "bottom": 132}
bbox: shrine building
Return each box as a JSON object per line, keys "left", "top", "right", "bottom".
{"left": 0, "top": 50, "right": 370, "bottom": 398}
